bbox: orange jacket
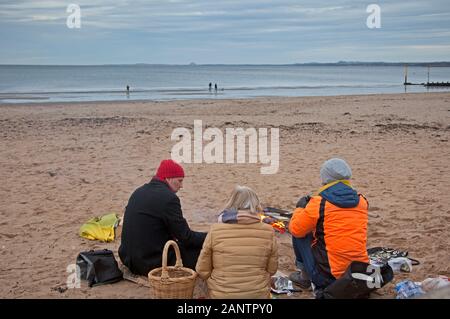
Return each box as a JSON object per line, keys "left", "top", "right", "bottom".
{"left": 289, "top": 182, "right": 369, "bottom": 279}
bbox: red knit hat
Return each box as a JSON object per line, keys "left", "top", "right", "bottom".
{"left": 156, "top": 159, "right": 185, "bottom": 180}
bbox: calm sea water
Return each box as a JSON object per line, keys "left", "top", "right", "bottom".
{"left": 1, "top": 64, "right": 449, "bottom": 103}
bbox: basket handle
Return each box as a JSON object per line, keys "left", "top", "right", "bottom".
{"left": 161, "top": 240, "right": 184, "bottom": 279}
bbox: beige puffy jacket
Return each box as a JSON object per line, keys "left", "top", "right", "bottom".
{"left": 195, "top": 211, "right": 278, "bottom": 299}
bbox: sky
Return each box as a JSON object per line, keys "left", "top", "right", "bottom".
{"left": 0, "top": 0, "right": 449, "bottom": 64}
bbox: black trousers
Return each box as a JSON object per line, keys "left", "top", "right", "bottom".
{"left": 179, "top": 243, "right": 203, "bottom": 270}
{"left": 168, "top": 242, "right": 202, "bottom": 270}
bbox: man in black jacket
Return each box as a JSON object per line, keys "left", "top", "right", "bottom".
{"left": 119, "top": 159, "right": 207, "bottom": 276}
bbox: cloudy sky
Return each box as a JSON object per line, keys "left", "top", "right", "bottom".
{"left": 0, "top": 0, "right": 449, "bottom": 64}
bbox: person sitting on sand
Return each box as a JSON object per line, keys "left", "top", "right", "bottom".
{"left": 119, "top": 159, "right": 206, "bottom": 276}
{"left": 196, "top": 185, "right": 278, "bottom": 299}
{"left": 289, "top": 158, "right": 369, "bottom": 292}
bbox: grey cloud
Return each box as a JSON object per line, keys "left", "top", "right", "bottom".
{"left": 0, "top": 0, "right": 449, "bottom": 64}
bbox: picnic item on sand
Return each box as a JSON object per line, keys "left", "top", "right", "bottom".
{"left": 148, "top": 240, "right": 197, "bottom": 299}
{"left": 79, "top": 213, "right": 120, "bottom": 242}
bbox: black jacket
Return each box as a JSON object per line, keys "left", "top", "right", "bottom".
{"left": 119, "top": 178, "right": 206, "bottom": 275}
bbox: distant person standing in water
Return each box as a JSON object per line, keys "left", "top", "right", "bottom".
{"left": 214, "top": 83, "right": 218, "bottom": 92}
{"left": 209, "top": 82, "right": 212, "bottom": 91}
{"left": 126, "top": 85, "right": 130, "bottom": 93}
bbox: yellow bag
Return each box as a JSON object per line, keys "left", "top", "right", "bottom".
{"left": 79, "top": 213, "right": 120, "bottom": 242}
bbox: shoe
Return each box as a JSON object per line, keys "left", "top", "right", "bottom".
{"left": 289, "top": 271, "right": 311, "bottom": 289}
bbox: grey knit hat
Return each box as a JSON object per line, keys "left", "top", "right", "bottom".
{"left": 320, "top": 158, "right": 352, "bottom": 185}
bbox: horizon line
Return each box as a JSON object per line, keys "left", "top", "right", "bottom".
{"left": 1, "top": 61, "right": 450, "bottom": 67}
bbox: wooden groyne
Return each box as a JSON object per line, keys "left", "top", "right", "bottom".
{"left": 403, "top": 65, "right": 450, "bottom": 87}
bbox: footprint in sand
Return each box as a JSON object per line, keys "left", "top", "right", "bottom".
{"left": 0, "top": 233, "right": 18, "bottom": 239}
{"left": 369, "top": 229, "right": 389, "bottom": 237}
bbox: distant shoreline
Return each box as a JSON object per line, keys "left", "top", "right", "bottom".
{"left": 2, "top": 91, "right": 450, "bottom": 108}
{"left": 1, "top": 62, "right": 450, "bottom": 67}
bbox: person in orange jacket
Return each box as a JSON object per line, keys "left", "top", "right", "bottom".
{"left": 288, "top": 158, "right": 369, "bottom": 291}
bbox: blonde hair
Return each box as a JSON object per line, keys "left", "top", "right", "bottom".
{"left": 224, "top": 185, "right": 263, "bottom": 214}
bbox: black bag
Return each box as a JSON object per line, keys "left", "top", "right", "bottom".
{"left": 76, "top": 249, "right": 123, "bottom": 287}
{"left": 317, "top": 261, "right": 394, "bottom": 299}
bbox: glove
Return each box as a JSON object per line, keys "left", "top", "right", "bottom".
{"left": 296, "top": 195, "right": 311, "bottom": 208}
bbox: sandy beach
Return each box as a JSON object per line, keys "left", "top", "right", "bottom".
{"left": 0, "top": 92, "right": 449, "bottom": 298}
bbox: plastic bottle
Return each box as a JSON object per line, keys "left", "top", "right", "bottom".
{"left": 395, "top": 280, "right": 424, "bottom": 299}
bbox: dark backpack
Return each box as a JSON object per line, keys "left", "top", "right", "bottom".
{"left": 76, "top": 249, "right": 123, "bottom": 287}
{"left": 317, "top": 261, "right": 394, "bottom": 299}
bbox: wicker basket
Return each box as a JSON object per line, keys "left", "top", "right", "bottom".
{"left": 148, "top": 240, "right": 197, "bottom": 299}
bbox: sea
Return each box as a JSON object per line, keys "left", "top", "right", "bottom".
{"left": 1, "top": 64, "right": 450, "bottom": 103}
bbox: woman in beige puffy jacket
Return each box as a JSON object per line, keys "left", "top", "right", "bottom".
{"left": 195, "top": 185, "right": 278, "bottom": 298}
